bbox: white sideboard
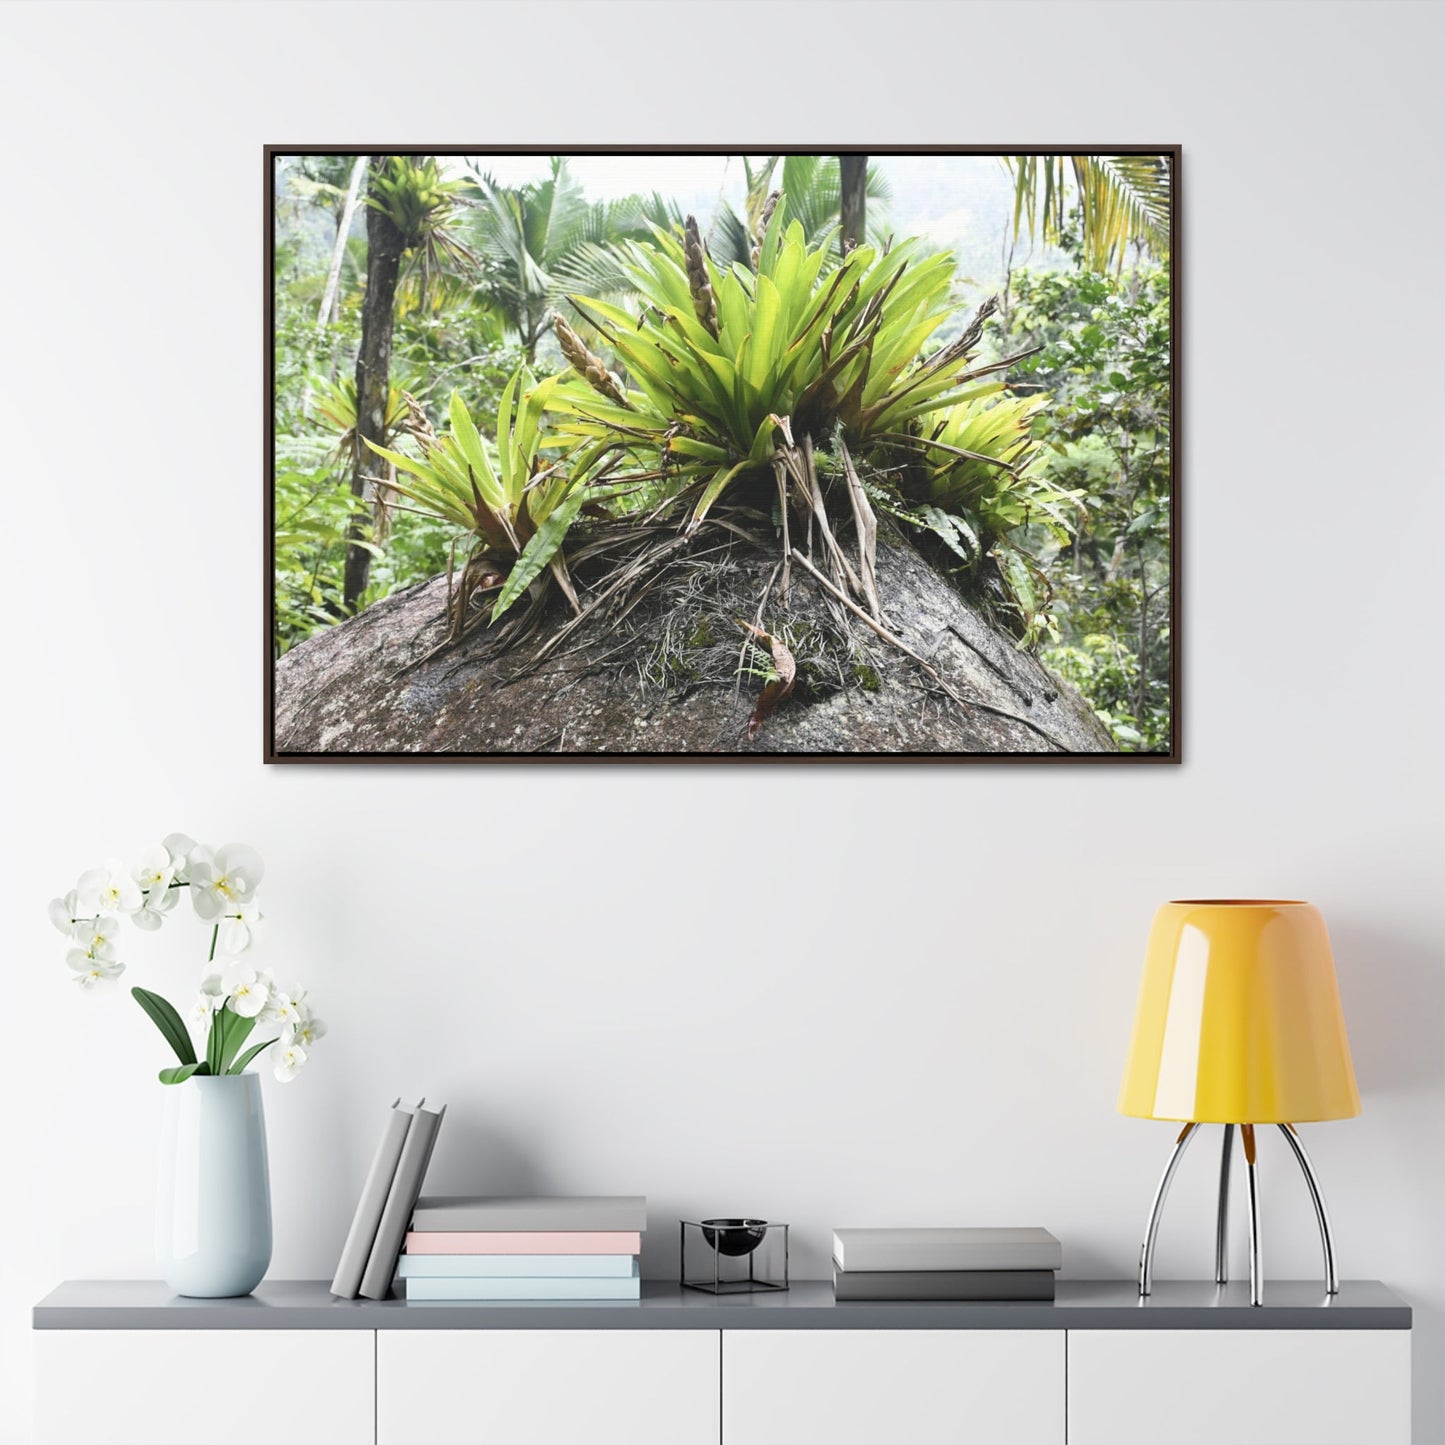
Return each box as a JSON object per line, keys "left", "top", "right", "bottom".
{"left": 724, "top": 1328, "right": 1064, "bottom": 1445}
{"left": 1068, "top": 1327, "right": 1411, "bottom": 1445}
{"left": 34, "top": 1329, "right": 373, "bottom": 1445}
{"left": 33, "top": 1279, "right": 1413, "bottom": 1445}
{"left": 378, "top": 1329, "right": 719, "bottom": 1445}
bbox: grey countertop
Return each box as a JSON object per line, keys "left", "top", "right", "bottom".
{"left": 34, "top": 1279, "right": 1411, "bottom": 1330}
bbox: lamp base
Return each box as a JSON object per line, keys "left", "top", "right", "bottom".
{"left": 1137, "top": 1122, "right": 1338, "bottom": 1306}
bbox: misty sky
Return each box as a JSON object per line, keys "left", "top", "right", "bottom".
{"left": 457, "top": 152, "right": 1036, "bottom": 288}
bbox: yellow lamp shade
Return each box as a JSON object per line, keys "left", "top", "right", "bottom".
{"left": 1119, "top": 900, "right": 1360, "bottom": 1124}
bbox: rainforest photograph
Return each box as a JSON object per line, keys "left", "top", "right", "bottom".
{"left": 268, "top": 149, "right": 1175, "bottom": 760}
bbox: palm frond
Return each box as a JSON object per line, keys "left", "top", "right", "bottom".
{"left": 1008, "top": 154, "right": 1171, "bottom": 272}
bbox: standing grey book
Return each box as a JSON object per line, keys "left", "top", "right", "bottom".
{"left": 833, "top": 1267, "right": 1057, "bottom": 1302}
{"left": 411, "top": 1196, "right": 647, "bottom": 1232}
{"left": 330, "top": 1098, "right": 422, "bottom": 1300}
{"left": 832, "top": 1227, "right": 1063, "bottom": 1273}
{"left": 359, "top": 1102, "right": 446, "bottom": 1301}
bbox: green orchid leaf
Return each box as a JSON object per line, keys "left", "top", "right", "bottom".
{"left": 229, "top": 1038, "right": 278, "bottom": 1076}
{"left": 131, "top": 987, "right": 196, "bottom": 1067}
{"left": 217, "top": 1011, "right": 257, "bottom": 1074}
{"left": 159, "top": 1062, "right": 206, "bottom": 1086}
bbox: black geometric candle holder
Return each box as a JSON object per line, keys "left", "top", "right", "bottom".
{"left": 680, "top": 1218, "right": 789, "bottom": 1293}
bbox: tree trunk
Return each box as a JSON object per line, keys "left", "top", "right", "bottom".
{"left": 276, "top": 523, "right": 1114, "bottom": 757}
{"left": 299, "top": 155, "right": 367, "bottom": 418}
{"left": 318, "top": 156, "right": 367, "bottom": 332}
{"left": 840, "top": 155, "right": 867, "bottom": 253}
{"left": 343, "top": 157, "right": 405, "bottom": 612}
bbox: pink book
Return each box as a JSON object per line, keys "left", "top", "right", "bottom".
{"left": 403, "top": 1231, "right": 642, "bottom": 1255}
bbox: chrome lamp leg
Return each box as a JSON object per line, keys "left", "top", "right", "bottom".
{"left": 1138, "top": 1122, "right": 1198, "bottom": 1297}
{"left": 1242, "top": 1124, "right": 1263, "bottom": 1306}
{"left": 1215, "top": 1123, "right": 1235, "bottom": 1285}
{"left": 1278, "top": 1123, "right": 1339, "bottom": 1294}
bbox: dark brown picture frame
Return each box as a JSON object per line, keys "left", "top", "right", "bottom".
{"left": 266, "top": 145, "right": 1179, "bottom": 764}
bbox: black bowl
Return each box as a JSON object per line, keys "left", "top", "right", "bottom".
{"left": 701, "top": 1218, "right": 768, "bottom": 1257}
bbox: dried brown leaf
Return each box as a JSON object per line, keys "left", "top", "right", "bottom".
{"left": 741, "top": 621, "right": 797, "bottom": 741}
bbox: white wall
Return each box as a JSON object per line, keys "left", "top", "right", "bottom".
{"left": 1, "top": 0, "right": 1441, "bottom": 1440}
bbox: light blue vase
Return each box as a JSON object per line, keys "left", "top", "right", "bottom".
{"left": 157, "top": 1074, "right": 272, "bottom": 1297}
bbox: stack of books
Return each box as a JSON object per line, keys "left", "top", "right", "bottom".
{"left": 831, "top": 1226, "right": 1062, "bottom": 1301}
{"left": 398, "top": 1195, "right": 647, "bottom": 1301}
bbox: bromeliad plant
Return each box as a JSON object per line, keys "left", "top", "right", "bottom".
{"left": 361, "top": 202, "right": 1086, "bottom": 664}
{"left": 48, "top": 836, "right": 324, "bottom": 1085}
{"left": 362, "top": 370, "right": 626, "bottom": 644}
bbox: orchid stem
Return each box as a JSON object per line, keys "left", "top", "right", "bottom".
{"left": 208, "top": 926, "right": 218, "bottom": 963}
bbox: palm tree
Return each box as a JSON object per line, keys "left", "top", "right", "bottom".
{"left": 343, "top": 156, "right": 478, "bottom": 610}
{"left": 1008, "top": 154, "right": 1171, "bottom": 273}
{"left": 465, "top": 158, "right": 672, "bottom": 364}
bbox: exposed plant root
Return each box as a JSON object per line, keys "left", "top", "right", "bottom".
{"left": 393, "top": 436, "right": 1066, "bottom": 746}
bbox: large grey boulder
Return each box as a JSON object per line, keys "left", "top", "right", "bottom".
{"left": 273, "top": 528, "right": 1113, "bottom": 757}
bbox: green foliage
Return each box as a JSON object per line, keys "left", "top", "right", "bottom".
{"left": 917, "top": 392, "right": 1087, "bottom": 616}
{"left": 131, "top": 987, "right": 196, "bottom": 1067}
{"left": 135, "top": 986, "right": 275, "bottom": 1084}
{"left": 466, "top": 158, "right": 675, "bottom": 358}
{"left": 361, "top": 214, "right": 1069, "bottom": 639}
{"left": 554, "top": 218, "right": 973, "bottom": 523}
{"left": 369, "top": 375, "right": 573, "bottom": 543}
{"left": 229, "top": 1038, "right": 278, "bottom": 1076}
{"left": 273, "top": 464, "right": 369, "bottom": 654}
{"left": 159, "top": 1063, "right": 208, "bottom": 1085}
{"left": 271, "top": 158, "right": 1172, "bottom": 751}
{"left": 207, "top": 1006, "right": 256, "bottom": 1076}
{"left": 1009, "top": 215, "right": 1172, "bottom": 750}
{"left": 1044, "top": 633, "right": 1168, "bottom": 751}
{"left": 1008, "top": 155, "right": 1171, "bottom": 273}
{"left": 272, "top": 159, "right": 525, "bottom": 654}
{"left": 705, "top": 155, "right": 894, "bottom": 266}
{"left": 365, "top": 375, "right": 619, "bottom": 622}
{"left": 366, "top": 156, "right": 479, "bottom": 313}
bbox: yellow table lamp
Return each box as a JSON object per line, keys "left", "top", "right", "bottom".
{"left": 1120, "top": 900, "right": 1359, "bottom": 1305}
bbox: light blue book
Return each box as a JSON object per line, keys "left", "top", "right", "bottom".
{"left": 404, "top": 1275, "right": 642, "bottom": 1302}
{"left": 397, "top": 1254, "right": 638, "bottom": 1279}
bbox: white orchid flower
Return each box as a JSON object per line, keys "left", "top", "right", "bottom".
{"left": 132, "top": 884, "right": 181, "bottom": 932}
{"left": 190, "top": 973, "right": 227, "bottom": 1027}
{"left": 161, "top": 834, "right": 197, "bottom": 882}
{"left": 75, "top": 861, "right": 143, "bottom": 917}
{"left": 48, "top": 891, "right": 82, "bottom": 936}
{"left": 189, "top": 844, "right": 264, "bottom": 922}
{"left": 273, "top": 1043, "right": 308, "bottom": 1082}
{"left": 262, "top": 990, "right": 300, "bottom": 1028}
{"left": 218, "top": 899, "right": 264, "bottom": 956}
{"left": 286, "top": 1012, "right": 327, "bottom": 1050}
{"left": 70, "top": 916, "right": 122, "bottom": 962}
{"left": 132, "top": 844, "right": 178, "bottom": 895}
{"left": 223, "top": 968, "right": 270, "bottom": 1019}
{"left": 67, "top": 952, "right": 124, "bottom": 988}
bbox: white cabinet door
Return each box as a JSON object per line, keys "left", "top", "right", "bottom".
{"left": 377, "top": 1328, "right": 720, "bottom": 1445}
{"left": 1067, "top": 1329, "right": 1411, "bottom": 1445}
{"left": 723, "top": 1329, "right": 1065, "bottom": 1445}
{"left": 35, "top": 1329, "right": 373, "bottom": 1445}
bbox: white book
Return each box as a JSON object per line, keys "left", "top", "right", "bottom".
{"left": 397, "top": 1254, "right": 639, "bottom": 1279}
{"left": 832, "top": 1227, "right": 1062, "bottom": 1273}
{"left": 405, "top": 1275, "right": 641, "bottom": 1302}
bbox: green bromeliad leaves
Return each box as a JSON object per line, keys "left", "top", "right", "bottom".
{"left": 919, "top": 392, "right": 1086, "bottom": 545}
{"left": 367, "top": 372, "right": 593, "bottom": 544}
{"left": 551, "top": 219, "right": 970, "bottom": 511}
{"left": 371, "top": 214, "right": 1090, "bottom": 639}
